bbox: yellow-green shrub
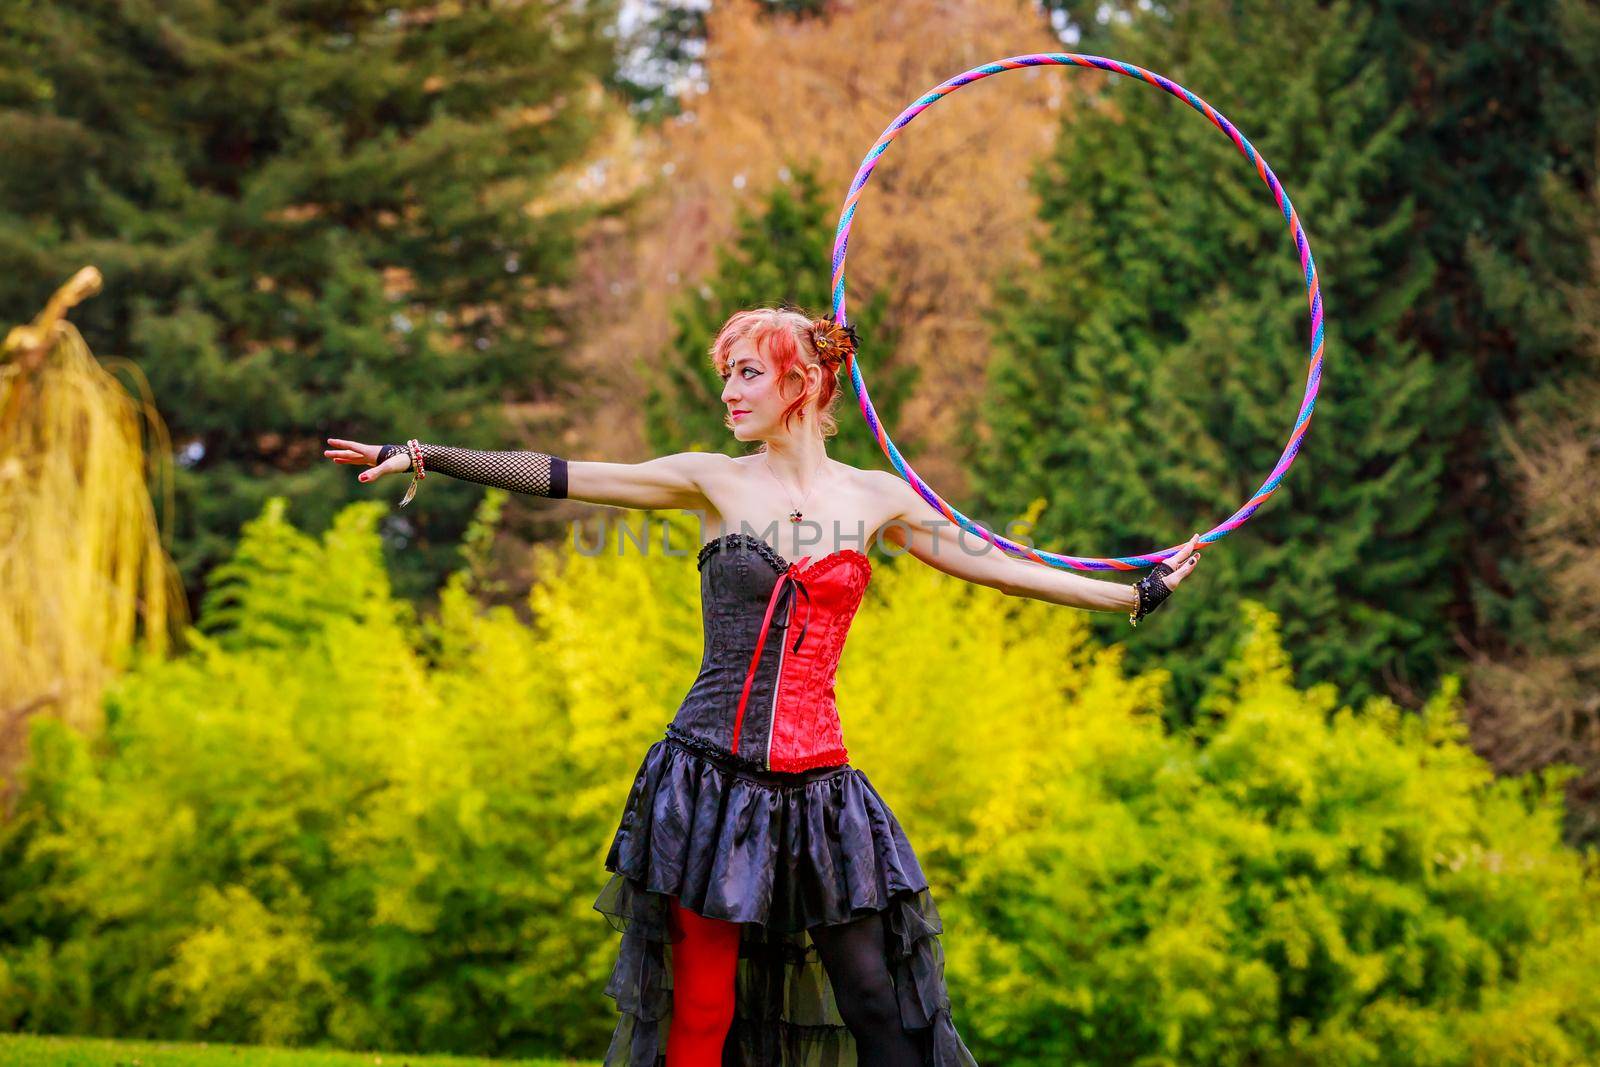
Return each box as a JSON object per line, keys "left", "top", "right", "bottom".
{"left": 2, "top": 501, "right": 1596, "bottom": 1065}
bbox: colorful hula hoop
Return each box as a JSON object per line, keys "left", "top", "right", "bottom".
{"left": 830, "top": 53, "right": 1324, "bottom": 572}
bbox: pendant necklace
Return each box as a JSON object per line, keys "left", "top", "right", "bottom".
{"left": 762, "top": 452, "right": 826, "bottom": 525}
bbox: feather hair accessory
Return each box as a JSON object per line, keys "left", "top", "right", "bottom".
{"left": 808, "top": 316, "right": 859, "bottom": 369}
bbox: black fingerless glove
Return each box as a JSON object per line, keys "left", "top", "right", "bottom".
{"left": 1128, "top": 562, "right": 1175, "bottom": 627}
{"left": 375, "top": 440, "right": 568, "bottom": 506}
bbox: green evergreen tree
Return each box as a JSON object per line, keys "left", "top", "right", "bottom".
{"left": 643, "top": 167, "right": 912, "bottom": 474}
{"left": 1365, "top": 0, "right": 1600, "bottom": 655}
{"left": 1438, "top": 0, "right": 1600, "bottom": 844}
{"left": 974, "top": 0, "right": 1457, "bottom": 711}
{"left": 0, "top": 0, "right": 620, "bottom": 600}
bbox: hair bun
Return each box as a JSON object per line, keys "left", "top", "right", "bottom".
{"left": 808, "top": 316, "right": 860, "bottom": 369}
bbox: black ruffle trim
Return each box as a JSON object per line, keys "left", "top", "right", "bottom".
{"left": 663, "top": 724, "right": 848, "bottom": 779}
{"left": 698, "top": 531, "right": 789, "bottom": 574}
{"left": 663, "top": 723, "right": 774, "bottom": 775}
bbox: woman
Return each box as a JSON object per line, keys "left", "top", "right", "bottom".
{"left": 325, "top": 307, "right": 1201, "bottom": 1065}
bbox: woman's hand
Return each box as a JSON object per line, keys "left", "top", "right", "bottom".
{"left": 324, "top": 437, "right": 409, "bottom": 484}
{"left": 1156, "top": 533, "right": 1205, "bottom": 593}
{"left": 1125, "top": 533, "right": 1204, "bottom": 625}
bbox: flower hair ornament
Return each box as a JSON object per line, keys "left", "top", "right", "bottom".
{"left": 808, "top": 316, "right": 859, "bottom": 369}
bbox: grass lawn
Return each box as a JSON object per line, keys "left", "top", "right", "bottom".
{"left": 0, "top": 1034, "right": 597, "bottom": 1067}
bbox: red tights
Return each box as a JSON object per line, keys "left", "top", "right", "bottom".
{"left": 665, "top": 896, "right": 742, "bottom": 1065}
{"left": 664, "top": 896, "right": 926, "bottom": 1066}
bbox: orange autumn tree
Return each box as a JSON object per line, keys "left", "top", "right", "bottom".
{"left": 569, "top": 0, "right": 1072, "bottom": 491}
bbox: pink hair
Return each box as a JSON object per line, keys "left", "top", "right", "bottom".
{"left": 709, "top": 306, "right": 844, "bottom": 440}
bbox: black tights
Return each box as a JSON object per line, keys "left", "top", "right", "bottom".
{"left": 809, "top": 910, "right": 926, "bottom": 1066}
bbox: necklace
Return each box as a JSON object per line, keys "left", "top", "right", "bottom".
{"left": 762, "top": 452, "right": 826, "bottom": 524}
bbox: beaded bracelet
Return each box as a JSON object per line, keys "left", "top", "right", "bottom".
{"left": 399, "top": 438, "right": 426, "bottom": 508}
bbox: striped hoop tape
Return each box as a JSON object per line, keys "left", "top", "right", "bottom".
{"left": 830, "top": 53, "right": 1323, "bottom": 572}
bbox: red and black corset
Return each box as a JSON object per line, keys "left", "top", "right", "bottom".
{"left": 667, "top": 532, "right": 872, "bottom": 773}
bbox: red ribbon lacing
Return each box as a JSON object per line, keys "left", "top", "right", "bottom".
{"left": 730, "top": 560, "right": 814, "bottom": 754}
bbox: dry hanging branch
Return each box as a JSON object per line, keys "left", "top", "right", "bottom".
{"left": 0, "top": 267, "right": 187, "bottom": 792}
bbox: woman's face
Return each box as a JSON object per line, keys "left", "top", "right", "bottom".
{"left": 720, "top": 338, "right": 814, "bottom": 441}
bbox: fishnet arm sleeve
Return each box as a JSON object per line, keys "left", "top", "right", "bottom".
{"left": 414, "top": 444, "right": 568, "bottom": 498}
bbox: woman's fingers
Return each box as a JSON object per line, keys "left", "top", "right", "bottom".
{"left": 1160, "top": 534, "right": 1202, "bottom": 590}
{"left": 322, "top": 437, "right": 402, "bottom": 482}
{"left": 324, "top": 437, "right": 378, "bottom": 465}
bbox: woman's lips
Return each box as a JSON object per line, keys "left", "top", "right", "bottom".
{"left": 731, "top": 410, "right": 749, "bottom": 420}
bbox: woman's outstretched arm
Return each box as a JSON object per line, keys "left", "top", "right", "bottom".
{"left": 324, "top": 438, "right": 720, "bottom": 512}
{"left": 870, "top": 469, "right": 1202, "bottom": 614}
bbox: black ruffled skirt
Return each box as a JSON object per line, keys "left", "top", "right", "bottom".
{"left": 592, "top": 730, "right": 979, "bottom": 1066}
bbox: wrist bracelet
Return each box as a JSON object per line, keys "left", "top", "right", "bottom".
{"left": 399, "top": 438, "right": 426, "bottom": 508}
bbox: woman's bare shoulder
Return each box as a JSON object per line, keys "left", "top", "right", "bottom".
{"left": 853, "top": 465, "right": 911, "bottom": 500}
{"left": 687, "top": 451, "right": 741, "bottom": 476}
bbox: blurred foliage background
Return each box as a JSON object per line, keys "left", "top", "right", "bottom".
{"left": 2, "top": 0, "right": 1598, "bottom": 1062}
